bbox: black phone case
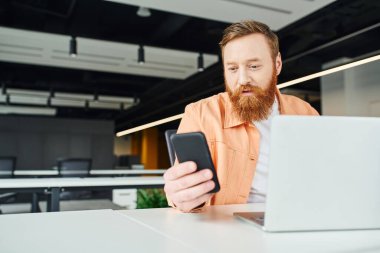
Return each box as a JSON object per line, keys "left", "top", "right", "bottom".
{"left": 170, "top": 132, "right": 220, "bottom": 193}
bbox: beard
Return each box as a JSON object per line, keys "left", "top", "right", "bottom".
{"left": 227, "top": 69, "right": 277, "bottom": 122}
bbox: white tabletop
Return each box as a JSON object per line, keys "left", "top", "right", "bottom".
{"left": 119, "top": 204, "right": 380, "bottom": 253}
{"left": 89, "top": 169, "right": 166, "bottom": 175}
{"left": 0, "top": 209, "right": 195, "bottom": 253}
{"left": 13, "top": 169, "right": 166, "bottom": 176}
{"left": 1, "top": 205, "right": 379, "bottom": 253}
{"left": 0, "top": 171, "right": 12, "bottom": 176}
{"left": 13, "top": 170, "right": 59, "bottom": 176}
{"left": 0, "top": 176, "right": 164, "bottom": 188}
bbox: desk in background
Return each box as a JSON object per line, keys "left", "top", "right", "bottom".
{"left": 13, "top": 170, "right": 58, "bottom": 177}
{"left": 0, "top": 177, "right": 164, "bottom": 212}
{"left": 13, "top": 169, "right": 166, "bottom": 177}
{"left": 90, "top": 169, "right": 166, "bottom": 176}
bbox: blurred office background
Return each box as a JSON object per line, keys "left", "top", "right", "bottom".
{"left": 0, "top": 0, "right": 379, "bottom": 213}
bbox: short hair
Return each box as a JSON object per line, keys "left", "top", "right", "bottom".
{"left": 219, "top": 20, "right": 279, "bottom": 59}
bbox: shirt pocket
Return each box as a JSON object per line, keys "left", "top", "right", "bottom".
{"left": 210, "top": 140, "right": 256, "bottom": 204}
{"left": 209, "top": 140, "right": 235, "bottom": 188}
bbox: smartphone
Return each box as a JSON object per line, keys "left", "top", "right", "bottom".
{"left": 170, "top": 132, "right": 220, "bottom": 193}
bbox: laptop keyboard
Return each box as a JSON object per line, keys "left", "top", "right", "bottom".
{"left": 234, "top": 212, "right": 266, "bottom": 227}
{"left": 254, "top": 215, "right": 265, "bottom": 226}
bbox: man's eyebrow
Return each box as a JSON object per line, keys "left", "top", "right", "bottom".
{"left": 246, "top": 58, "right": 261, "bottom": 62}
{"left": 225, "top": 58, "right": 262, "bottom": 65}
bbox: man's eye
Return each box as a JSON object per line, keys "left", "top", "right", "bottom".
{"left": 228, "top": 67, "right": 237, "bottom": 71}
{"left": 250, "top": 65, "right": 259, "bottom": 69}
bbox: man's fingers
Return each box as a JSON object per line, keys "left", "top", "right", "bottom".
{"left": 175, "top": 170, "right": 213, "bottom": 193}
{"left": 164, "top": 161, "right": 197, "bottom": 181}
{"left": 171, "top": 179, "right": 215, "bottom": 204}
{"left": 164, "top": 169, "right": 213, "bottom": 194}
{"left": 163, "top": 162, "right": 215, "bottom": 212}
{"left": 177, "top": 193, "right": 213, "bottom": 213}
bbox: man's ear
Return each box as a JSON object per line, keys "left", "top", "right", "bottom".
{"left": 275, "top": 53, "right": 282, "bottom": 76}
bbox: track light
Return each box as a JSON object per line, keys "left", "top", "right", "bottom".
{"left": 50, "top": 88, "right": 55, "bottom": 98}
{"left": 1, "top": 83, "right": 6, "bottom": 95}
{"left": 0, "top": 87, "right": 137, "bottom": 110}
{"left": 138, "top": 45, "right": 145, "bottom": 64}
{"left": 137, "top": 7, "right": 151, "bottom": 17}
{"left": 197, "top": 53, "right": 204, "bottom": 72}
{"left": 69, "top": 36, "right": 77, "bottom": 57}
{"left": 134, "top": 95, "right": 140, "bottom": 105}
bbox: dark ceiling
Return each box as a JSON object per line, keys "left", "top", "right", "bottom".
{"left": 0, "top": 0, "right": 379, "bottom": 132}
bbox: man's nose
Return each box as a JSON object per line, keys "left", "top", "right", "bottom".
{"left": 238, "top": 69, "right": 252, "bottom": 87}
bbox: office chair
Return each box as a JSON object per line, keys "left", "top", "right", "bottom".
{"left": 164, "top": 130, "right": 177, "bottom": 166}
{"left": 57, "top": 158, "right": 91, "bottom": 177}
{"left": 0, "top": 157, "right": 16, "bottom": 178}
{"left": 116, "top": 155, "right": 141, "bottom": 168}
{"left": 57, "top": 158, "right": 92, "bottom": 200}
{"left": 0, "top": 157, "right": 17, "bottom": 214}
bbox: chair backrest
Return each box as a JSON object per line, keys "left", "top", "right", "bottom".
{"left": 0, "top": 157, "right": 16, "bottom": 178}
{"left": 164, "top": 129, "right": 177, "bottom": 166}
{"left": 117, "top": 155, "right": 140, "bottom": 167}
{"left": 57, "top": 158, "right": 91, "bottom": 177}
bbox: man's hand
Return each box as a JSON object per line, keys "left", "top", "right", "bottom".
{"left": 164, "top": 161, "right": 215, "bottom": 212}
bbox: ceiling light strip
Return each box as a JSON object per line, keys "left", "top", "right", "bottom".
{"left": 51, "top": 98, "right": 86, "bottom": 107}
{"left": 10, "top": 95, "right": 47, "bottom": 105}
{"left": 278, "top": 54, "right": 380, "bottom": 89}
{"left": 116, "top": 113, "right": 184, "bottom": 137}
{"left": 1, "top": 93, "right": 135, "bottom": 110}
{"left": 0, "top": 105, "right": 56, "bottom": 116}
{"left": 283, "top": 22, "right": 380, "bottom": 64}
{"left": 89, "top": 101, "right": 132, "bottom": 110}
{"left": 98, "top": 95, "right": 134, "bottom": 103}
{"left": 54, "top": 92, "right": 94, "bottom": 100}
{"left": 116, "top": 54, "right": 380, "bottom": 137}
{"left": 7, "top": 88, "right": 50, "bottom": 97}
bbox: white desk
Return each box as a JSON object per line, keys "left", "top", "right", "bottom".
{"left": 13, "top": 169, "right": 166, "bottom": 177}
{"left": 119, "top": 204, "right": 380, "bottom": 253}
{"left": 0, "top": 171, "right": 13, "bottom": 176}
{"left": 1, "top": 204, "right": 379, "bottom": 253}
{"left": 0, "top": 209, "right": 195, "bottom": 253}
{"left": 0, "top": 177, "right": 164, "bottom": 212}
{"left": 13, "top": 170, "right": 59, "bottom": 176}
{"left": 89, "top": 169, "right": 166, "bottom": 176}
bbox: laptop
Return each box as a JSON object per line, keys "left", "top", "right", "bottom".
{"left": 234, "top": 116, "right": 380, "bottom": 232}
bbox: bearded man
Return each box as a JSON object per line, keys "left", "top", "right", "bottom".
{"left": 164, "top": 20, "right": 319, "bottom": 212}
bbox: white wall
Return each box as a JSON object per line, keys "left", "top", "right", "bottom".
{"left": 0, "top": 116, "right": 114, "bottom": 170}
{"left": 321, "top": 56, "right": 380, "bottom": 117}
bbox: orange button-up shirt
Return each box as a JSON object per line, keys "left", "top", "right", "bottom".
{"left": 174, "top": 89, "right": 319, "bottom": 206}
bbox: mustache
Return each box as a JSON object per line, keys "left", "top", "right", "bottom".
{"left": 234, "top": 85, "right": 264, "bottom": 95}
